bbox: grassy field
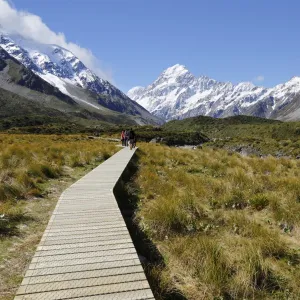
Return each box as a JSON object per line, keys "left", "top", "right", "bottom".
{"left": 133, "top": 143, "right": 300, "bottom": 299}
{"left": 102, "top": 116, "right": 300, "bottom": 157}
{"left": 163, "top": 115, "right": 300, "bottom": 157}
{"left": 0, "top": 134, "right": 117, "bottom": 299}
{"left": 1, "top": 128, "right": 300, "bottom": 299}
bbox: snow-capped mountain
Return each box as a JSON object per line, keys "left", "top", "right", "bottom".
{"left": 0, "top": 32, "right": 161, "bottom": 124}
{"left": 0, "top": 34, "right": 107, "bottom": 96}
{"left": 128, "top": 64, "right": 300, "bottom": 121}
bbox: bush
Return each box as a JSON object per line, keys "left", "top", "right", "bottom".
{"left": 0, "top": 202, "right": 26, "bottom": 236}
{"left": 40, "top": 164, "right": 59, "bottom": 178}
{"left": 249, "top": 194, "right": 269, "bottom": 210}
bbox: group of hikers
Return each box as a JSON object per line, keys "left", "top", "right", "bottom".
{"left": 121, "top": 129, "right": 136, "bottom": 150}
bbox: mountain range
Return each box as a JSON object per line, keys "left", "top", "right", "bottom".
{"left": 128, "top": 64, "right": 300, "bottom": 121}
{"left": 0, "top": 32, "right": 161, "bottom": 128}
{"left": 2, "top": 31, "right": 300, "bottom": 128}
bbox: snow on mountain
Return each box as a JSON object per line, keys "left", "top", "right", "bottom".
{"left": 128, "top": 64, "right": 300, "bottom": 121}
{"left": 0, "top": 32, "right": 161, "bottom": 124}
{"left": 0, "top": 34, "right": 114, "bottom": 97}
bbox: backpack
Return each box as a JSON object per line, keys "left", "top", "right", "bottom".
{"left": 129, "top": 130, "right": 135, "bottom": 139}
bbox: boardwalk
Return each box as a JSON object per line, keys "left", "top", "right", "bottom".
{"left": 15, "top": 147, "right": 154, "bottom": 300}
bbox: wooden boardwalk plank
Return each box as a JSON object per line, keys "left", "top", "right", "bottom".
{"left": 15, "top": 147, "right": 154, "bottom": 300}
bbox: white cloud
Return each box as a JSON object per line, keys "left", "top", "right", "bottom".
{"left": 254, "top": 75, "right": 265, "bottom": 82}
{"left": 0, "top": 0, "right": 114, "bottom": 82}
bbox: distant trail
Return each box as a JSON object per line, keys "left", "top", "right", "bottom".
{"left": 14, "top": 147, "right": 154, "bottom": 300}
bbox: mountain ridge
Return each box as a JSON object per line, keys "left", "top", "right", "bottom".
{"left": 0, "top": 32, "right": 162, "bottom": 125}
{"left": 0, "top": 44, "right": 160, "bottom": 129}
{"left": 128, "top": 64, "right": 300, "bottom": 121}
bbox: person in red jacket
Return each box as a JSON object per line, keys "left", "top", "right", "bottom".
{"left": 121, "top": 130, "right": 125, "bottom": 146}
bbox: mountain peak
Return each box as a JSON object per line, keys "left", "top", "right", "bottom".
{"left": 288, "top": 76, "right": 300, "bottom": 84}
{"left": 234, "top": 81, "right": 256, "bottom": 92}
{"left": 162, "top": 64, "right": 189, "bottom": 78}
{"left": 128, "top": 64, "right": 300, "bottom": 121}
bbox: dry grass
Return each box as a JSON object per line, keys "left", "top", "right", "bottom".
{"left": 0, "top": 134, "right": 117, "bottom": 299}
{"left": 135, "top": 143, "right": 300, "bottom": 299}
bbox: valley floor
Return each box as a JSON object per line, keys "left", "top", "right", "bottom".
{"left": 132, "top": 143, "right": 300, "bottom": 299}
{"left": 1, "top": 134, "right": 300, "bottom": 300}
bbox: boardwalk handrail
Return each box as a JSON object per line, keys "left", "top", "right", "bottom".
{"left": 15, "top": 147, "right": 154, "bottom": 300}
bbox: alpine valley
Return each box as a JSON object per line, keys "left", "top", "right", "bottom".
{"left": 0, "top": 32, "right": 161, "bottom": 129}
{"left": 128, "top": 64, "right": 300, "bottom": 121}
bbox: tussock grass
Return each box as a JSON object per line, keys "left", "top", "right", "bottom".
{"left": 0, "top": 134, "right": 117, "bottom": 299}
{"left": 135, "top": 144, "right": 300, "bottom": 299}
{"left": 0, "top": 134, "right": 117, "bottom": 236}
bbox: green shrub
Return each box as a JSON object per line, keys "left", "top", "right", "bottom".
{"left": 249, "top": 194, "right": 269, "bottom": 210}
{"left": 40, "top": 164, "right": 59, "bottom": 178}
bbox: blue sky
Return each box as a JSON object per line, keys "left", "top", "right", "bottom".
{"left": 4, "top": 0, "right": 300, "bottom": 92}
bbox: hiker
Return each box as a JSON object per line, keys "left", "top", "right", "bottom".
{"left": 125, "top": 130, "right": 130, "bottom": 147}
{"left": 129, "top": 128, "right": 136, "bottom": 150}
{"left": 121, "top": 130, "right": 125, "bottom": 146}
{"left": 133, "top": 135, "right": 137, "bottom": 148}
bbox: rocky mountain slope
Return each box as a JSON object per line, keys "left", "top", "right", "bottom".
{"left": 128, "top": 64, "right": 300, "bottom": 121}
{"left": 0, "top": 45, "right": 159, "bottom": 128}
{"left": 0, "top": 33, "right": 161, "bottom": 125}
